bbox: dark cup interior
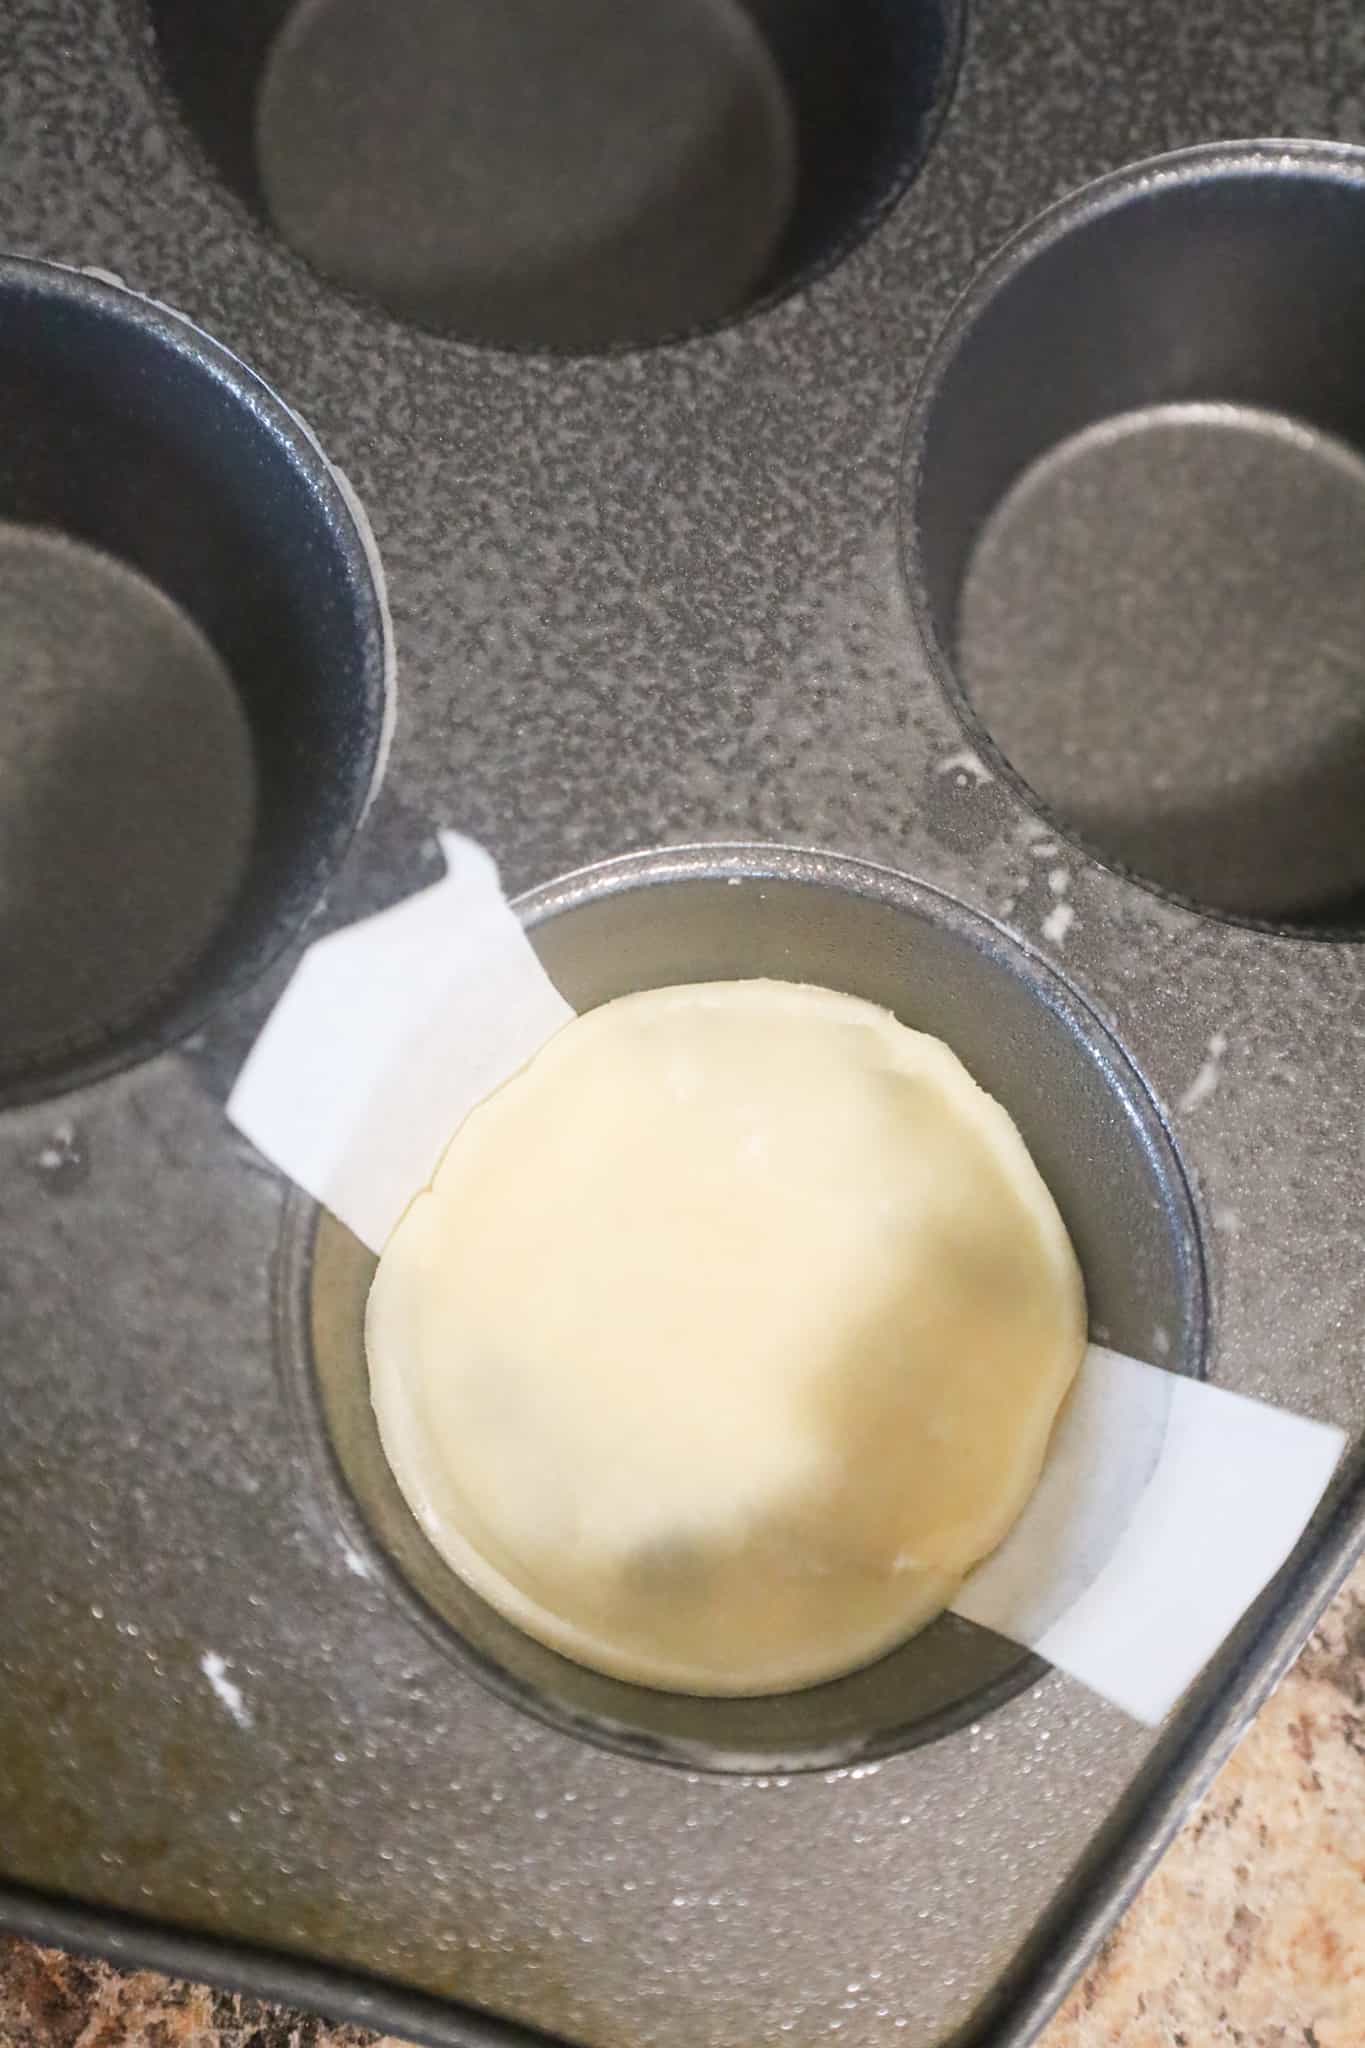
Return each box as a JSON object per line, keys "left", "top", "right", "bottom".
{"left": 289, "top": 846, "right": 1206, "bottom": 1773}
{"left": 144, "top": 0, "right": 960, "bottom": 351}
{"left": 0, "top": 258, "right": 388, "bottom": 1105}
{"left": 902, "top": 141, "right": 1365, "bottom": 932}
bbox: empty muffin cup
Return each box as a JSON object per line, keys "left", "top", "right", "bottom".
{"left": 281, "top": 844, "right": 1206, "bottom": 1772}
{"left": 901, "top": 140, "right": 1365, "bottom": 933}
{"left": 0, "top": 256, "right": 389, "bottom": 1106}
{"left": 145, "top": 0, "right": 962, "bottom": 351}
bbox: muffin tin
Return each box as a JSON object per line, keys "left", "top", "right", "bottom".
{"left": 2, "top": 3, "right": 1364, "bottom": 2046}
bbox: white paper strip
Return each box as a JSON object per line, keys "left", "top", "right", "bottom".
{"left": 953, "top": 1345, "right": 1344, "bottom": 1723}
{"left": 228, "top": 833, "right": 1345, "bottom": 1725}
{"left": 228, "top": 833, "right": 572, "bottom": 1252}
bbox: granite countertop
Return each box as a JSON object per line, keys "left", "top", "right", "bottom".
{"left": 3, "top": 1559, "right": 1362, "bottom": 2048}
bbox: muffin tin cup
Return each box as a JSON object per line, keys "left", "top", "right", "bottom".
{"left": 143, "top": 0, "right": 964, "bottom": 351}
{"left": 900, "top": 139, "right": 1365, "bottom": 936}
{"left": 0, "top": 255, "right": 391, "bottom": 1107}
{"left": 281, "top": 842, "right": 1206, "bottom": 1774}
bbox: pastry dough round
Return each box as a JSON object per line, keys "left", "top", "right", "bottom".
{"left": 366, "top": 980, "right": 1086, "bottom": 1695}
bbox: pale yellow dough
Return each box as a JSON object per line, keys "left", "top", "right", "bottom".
{"left": 366, "top": 980, "right": 1086, "bottom": 1695}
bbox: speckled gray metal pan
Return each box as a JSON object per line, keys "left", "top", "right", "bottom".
{"left": 3, "top": 3, "right": 1365, "bottom": 2047}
